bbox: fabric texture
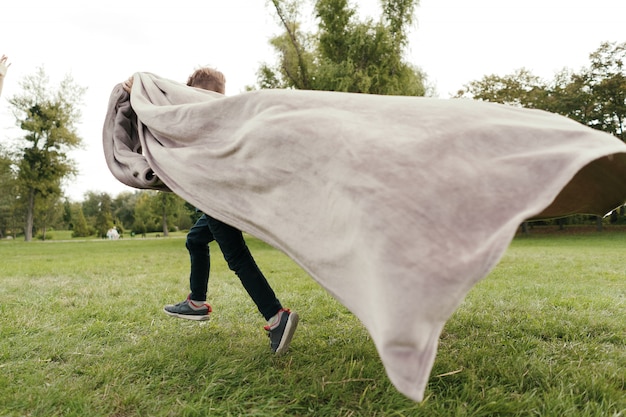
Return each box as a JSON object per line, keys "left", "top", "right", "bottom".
{"left": 103, "top": 72, "right": 626, "bottom": 402}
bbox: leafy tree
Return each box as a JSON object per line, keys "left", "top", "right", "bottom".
{"left": 545, "top": 69, "right": 596, "bottom": 126}
{"left": 62, "top": 199, "right": 73, "bottom": 230}
{"left": 456, "top": 41, "right": 626, "bottom": 228}
{"left": 113, "top": 191, "right": 140, "bottom": 231}
{"left": 255, "top": 0, "right": 427, "bottom": 96}
{"left": 150, "top": 191, "right": 179, "bottom": 237}
{"left": 34, "top": 193, "right": 63, "bottom": 240}
{"left": 0, "top": 146, "right": 18, "bottom": 238}
{"left": 456, "top": 42, "right": 626, "bottom": 142}
{"left": 133, "top": 191, "right": 160, "bottom": 234}
{"left": 454, "top": 68, "right": 549, "bottom": 108}
{"left": 7, "top": 66, "right": 85, "bottom": 241}
{"left": 81, "top": 191, "right": 116, "bottom": 237}
{"left": 94, "top": 193, "right": 114, "bottom": 238}
{"left": 154, "top": 192, "right": 197, "bottom": 234}
{"left": 71, "top": 204, "right": 91, "bottom": 238}
{"left": 176, "top": 200, "right": 198, "bottom": 231}
{"left": 81, "top": 191, "right": 105, "bottom": 221}
{"left": 586, "top": 41, "right": 626, "bottom": 140}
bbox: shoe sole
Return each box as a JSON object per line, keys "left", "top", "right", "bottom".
{"left": 275, "top": 312, "right": 299, "bottom": 354}
{"left": 163, "top": 308, "right": 210, "bottom": 321}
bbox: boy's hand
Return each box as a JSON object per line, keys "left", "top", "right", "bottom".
{"left": 0, "top": 55, "right": 11, "bottom": 78}
{"left": 122, "top": 76, "right": 133, "bottom": 93}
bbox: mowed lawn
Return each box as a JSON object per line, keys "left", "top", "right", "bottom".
{"left": 0, "top": 229, "right": 624, "bottom": 417}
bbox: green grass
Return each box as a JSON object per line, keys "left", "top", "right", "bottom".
{"left": 0, "top": 230, "right": 624, "bottom": 416}
{"left": 23, "top": 229, "right": 190, "bottom": 241}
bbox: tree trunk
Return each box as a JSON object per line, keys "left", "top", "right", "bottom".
{"left": 162, "top": 207, "right": 169, "bottom": 237}
{"left": 25, "top": 188, "right": 35, "bottom": 241}
{"left": 520, "top": 222, "right": 529, "bottom": 235}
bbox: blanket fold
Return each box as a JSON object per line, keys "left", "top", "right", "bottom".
{"left": 103, "top": 72, "right": 626, "bottom": 402}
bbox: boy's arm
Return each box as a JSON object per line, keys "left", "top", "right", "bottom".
{"left": 0, "top": 55, "right": 10, "bottom": 96}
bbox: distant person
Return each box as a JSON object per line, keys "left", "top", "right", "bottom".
{"left": 106, "top": 227, "right": 120, "bottom": 240}
{"left": 122, "top": 68, "right": 299, "bottom": 354}
{"left": 0, "top": 55, "right": 10, "bottom": 96}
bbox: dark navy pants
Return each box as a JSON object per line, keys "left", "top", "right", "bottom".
{"left": 186, "top": 213, "right": 282, "bottom": 320}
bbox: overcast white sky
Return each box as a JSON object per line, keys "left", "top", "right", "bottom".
{"left": 1, "top": 0, "right": 624, "bottom": 201}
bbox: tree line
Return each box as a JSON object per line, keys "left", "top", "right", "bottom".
{"left": 0, "top": 185, "right": 200, "bottom": 241}
{"left": 456, "top": 41, "right": 626, "bottom": 142}
{"left": 1, "top": 0, "right": 624, "bottom": 240}
{"left": 456, "top": 40, "right": 626, "bottom": 229}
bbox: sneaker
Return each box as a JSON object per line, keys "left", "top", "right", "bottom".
{"left": 163, "top": 295, "right": 212, "bottom": 321}
{"left": 264, "top": 308, "right": 299, "bottom": 354}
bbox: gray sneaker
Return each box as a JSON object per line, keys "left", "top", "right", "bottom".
{"left": 163, "top": 296, "right": 212, "bottom": 321}
{"left": 264, "top": 308, "right": 299, "bottom": 354}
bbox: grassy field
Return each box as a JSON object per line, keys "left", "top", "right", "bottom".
{"left": 0, "top": 229, "right": 624, "bottom": 416}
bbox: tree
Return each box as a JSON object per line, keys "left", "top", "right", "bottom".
{"left": 176, "top": 200, "right": 198, "bottom": 231}
{"left": 454, "top": 68, "right": 549, "bottom": 108}
{"left": 113, "top": 191, "right": 140, "bottom": 231}
{"left": 81, "top": 191, "right": 105, "bottom": 220}
{"left": 34, "top": 192, "right": 63, "bottom": 240}
{"left": 586, "top": 41, "right": 626, "bottom": 140}
{"left": 545, "top": 69, "right": 596, "bottom": 126}
{"left": 133, "top": 191, "right": 160, "bottom": 235}
{"left": 0, "top": 146, "right": 18, "bottom": 239}
{"left": 151, "top": 191, "right": 179, "bottom": 237}
{"left": 8, "top": 66, "right": 85, "bottom": 241}
{"left": 61, "top": 199, "right": 73, "bottom": 230}
{"left": 81, "top": 191, "right": 117, "bottom": 237}
{"left": 255, "top": 0, "right": 427, "bottom": 96}
{"left": 456, "top": 41, "right": 626, "bottom": 228}
{"left": 71, "top": 204, "right": 91, "bottom": 238}
{"left": 144, "top": 191, "right": 192, "bottom": 236}
{"left": 94, "top": 193, "right": 115, "bottom": 238}
{"left": 456, "top": 42, "right": 626, "bottom": 142}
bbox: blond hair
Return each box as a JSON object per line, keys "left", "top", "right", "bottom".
{"left": 186, "top": 67, "right": 226, "bottom": 94}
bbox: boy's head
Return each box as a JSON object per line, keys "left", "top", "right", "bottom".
{"left": 186, "top": 67, "right": 226, "bottom": 94}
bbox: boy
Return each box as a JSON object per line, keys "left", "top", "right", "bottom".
{"left": 123, "top": 68, "right": 298, "bottom": 354}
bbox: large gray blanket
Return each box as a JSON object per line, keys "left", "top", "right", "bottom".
{"left": 103, "top": 72, "right": 626, "bottom": 402}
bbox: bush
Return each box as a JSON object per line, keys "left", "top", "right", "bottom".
{"left": 36, "top": 232, "right": 53, "bottom": 241}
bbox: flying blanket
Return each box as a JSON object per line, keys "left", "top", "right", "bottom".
{"left": 103, "top": 72, "right": 626, "bottom": 402}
